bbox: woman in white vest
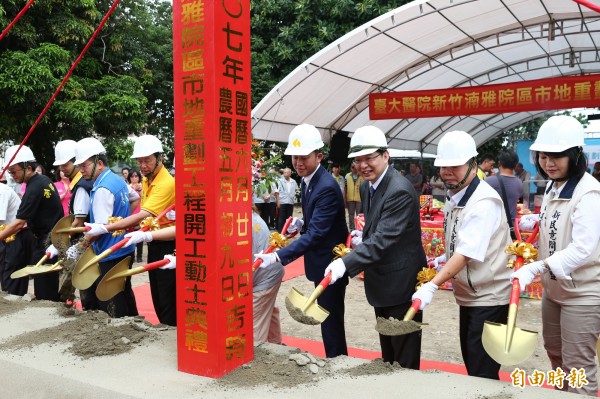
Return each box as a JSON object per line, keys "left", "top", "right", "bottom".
{"left": 512, "top": 115, "right": 600, "bottom": 396}
{"left": 412, "top": 130, "right": 512, "bottom": 380}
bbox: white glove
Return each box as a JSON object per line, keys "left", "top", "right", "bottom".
{"left": 84, "top": 222, "right": 109, "bottom": 237}
{"left": 123, "top": 231, "right": 154, "bottom": 247}
{"left": 160, "top": 254, "right": 176, "bottom": 270}
{"left": 66, "top": 244, "right": 81, "bottom": 260}
{"left": 46, "top": 244, "right": 59, "bottom": 259}
{"left": 253, "top": 252, "right": 279, "bottom": 269}
{"left": 166, "top": 210, "right": 176, "bottom": 221}
{"left": 350, "top": 230, "right": 362, "bottom": 249}
{"left": 510, "top": 261, "right": 545, "bottom": 292}
{"left": 324, "top": 258, "right": 346, "bottom": 285}
{"left": 286, "top": 217, "right": 304, "bottom": 234}
{"left": 411, "top": 281, "right": 439, "bottom": 310}
{"left": 518, "top": 214, "right": 539, "bottom": 231}
{"left": 431, "top": 254, "right": 446, "bottom": 271}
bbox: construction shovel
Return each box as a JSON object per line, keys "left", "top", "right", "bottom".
{"left": 375, "top": 299, "right": 426, "bottom": 336}
{"left": 285, "top": 272, "right": 332, "bottom": 325}
{"left": 50, "top": 215, "right": 90, "bottom": 250}
{"left": 72, "top": 204, "right": 175, "bottom": 290}
{"left": 96, "top": 258, "right": 170, "bottom": 301}
{"left": 482, "top": 278, "right": 538, "bottom": 365}
{"left": 10, "top": 254, "right": 63, "bottom": 279}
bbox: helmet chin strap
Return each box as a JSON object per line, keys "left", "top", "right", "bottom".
{"left": 85, "top": 155, "right": 99, "bottom": 181}
{"left": 443, "top": 159, "right": 476, "bottom": 190}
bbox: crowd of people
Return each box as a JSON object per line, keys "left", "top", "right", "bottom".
{"left": 1, "top": 114, "right": 598, "bottom": 395}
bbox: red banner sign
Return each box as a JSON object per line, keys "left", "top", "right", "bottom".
{"left": 370, "top": 74, "right": 600, "bottom": 119}
{"left": 173, "top": 0, "right": 253, "bottom": 377}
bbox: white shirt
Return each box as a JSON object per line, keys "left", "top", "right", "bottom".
{"left": 302, "top": 164, "right": 321, "bottom": 189}
{"left": 0, "top": 183, "right": 21, "bottom": 224}
{"left": 368, "top": 166, "right": 388, "bottom": 191}
{"left": 72, "top": 187, "right": 91, "bottom": 217}
{"left": 546, "top": 183, "right": 600, "bottom": 274}
{"left": 91, "top": 184, "right": 139, "bottom": 224}
{"left": 447, "top": 184, "right": 501, "bottom": 262}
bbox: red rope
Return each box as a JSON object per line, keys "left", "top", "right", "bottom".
{"left": 573, "top": 0, "right": 600, "bottom": 13}
{"left": 0, "top": 0, "right": 36, "bottom": 42}
{"left": 0, "top": 0, "right": 122, "bottom": 180}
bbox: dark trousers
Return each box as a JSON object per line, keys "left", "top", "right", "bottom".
{"left": 255, "top": 203, "right": 269, "bottom": 226}
{"left": 80, "top": 254, "right": 138, "bottom": 318}
{"left": 315, "top": 276, "right": 348, "bottom": 358}
{"left": 267, "top": 202, "right": 277, "bottom": 228}
{"left": 31, "top": 233, "right": 60, "bottom": 302}
{"left": 459, "top": 304, "right": 509, "bottom": 379}
{"left": 136, "top": 242, "right": 144, "bottom": 261}
{"left": 0, "top": 230, "right": 32, "bottom": 295}
{"left": 148, "top": 239, "right": 177, "bottom": 326}
{"left": 277, "top": 204, "right": 294, "bottom": 232}
{"left": 374, "top": 302, "right": 422, "bottom": 369}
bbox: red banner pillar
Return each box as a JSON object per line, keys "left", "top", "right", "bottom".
{"left": 172, "top": 0, "right": 253, "bottom": 377}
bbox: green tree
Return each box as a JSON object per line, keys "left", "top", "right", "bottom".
{"left": 0, "top": 0, "right": 173, "bottom": 167}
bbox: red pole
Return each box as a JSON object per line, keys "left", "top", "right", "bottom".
{"left": 0, "top": 0, "right": 36, "bottom": 42}
{"left": 0, "top": 0, "right": 122, "bottom": 180}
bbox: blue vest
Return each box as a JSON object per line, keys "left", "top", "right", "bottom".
{"left": 89, "top": 169, "right": 135, "bottom": 261}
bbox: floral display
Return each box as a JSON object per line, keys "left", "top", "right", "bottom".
{"left": 251, "top": 139, "right": 282, "bottom": 196}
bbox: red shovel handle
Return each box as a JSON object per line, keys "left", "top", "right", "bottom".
{"left": 345, "top": 233, "right": 352, "bottom": 247}
{"left": 410, "top": 299, "right": 421, "bottom": 313}
{"left": 109, "top": 236, "right": 131, "bottom": 252}
{"left": 319, "top": 272, "right": 332, "bottom": 290}
{"left": 143, "top": 258, "right": 170, "bottom": 272}
{"left": 252, "top": 246, "right": 275, "bottom": 272}
{"left": 281, "top": 216, "right": 293, "bottom": 235}
{"left": 510, "top": 278, "right": 521, "bottom": 306}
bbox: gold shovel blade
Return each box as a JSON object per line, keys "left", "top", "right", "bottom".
{"left": 285, "top": 287, "right": 329, "bottom": 325}
{"left": 72, "top": 247, "right": 101, "bottom": 290}
{"left": 27, "top": 263, "right": 63, "bottom": 275}
{"left": 482, "top": 321, "right": 538, "bottom": 366}
{"left": 51, "top": 215, "right": 75, "bottom": 249}
{"left": 95, "top": 257, "right": 131, "bottom": 301}
{"left": 10, "top": 254, "right": 49, "bottom": 279}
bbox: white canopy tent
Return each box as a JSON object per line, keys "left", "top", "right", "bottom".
{"left": 251, "top": 0, "right": 600, "bottom": 155}
{"left": 388, "top": 149, "right": 436, "bottom": 159}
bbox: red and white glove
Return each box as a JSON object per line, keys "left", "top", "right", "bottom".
{"left": 46, "top": 244, "right": 59, "bottom": 259}
{"left": 350, "top": 230, "right": 362, "bottom": 249}
{"left": 253, "top": 251, "right": 280, "bottom": 269}
{"left": 84, "top": 223, "right": 109, "bottom": 237}
{"left": 518, "top": 214, "right": 539, "bottom": 231}
{"left": 123, "top": 231, "right": 154, "bottom": 247}
{"left": 286, "top": 217, "right": 304, "bottom": 234}
{"left": 324, "top": 258, "right": 346, "bottom": 285}
{"left": 411, "top": 281, "right": 439, "bottom": 310}
{"left": 160, "top": 254, "right": 176, "bottom": 270}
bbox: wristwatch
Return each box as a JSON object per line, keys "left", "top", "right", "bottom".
{"left": 542, "top": 259, "right": 551, "bottom": 272}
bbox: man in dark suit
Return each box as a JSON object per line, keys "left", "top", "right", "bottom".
{"left": 255, "top": 123, "right": 349, "bottom": 357}
{"left": 324, "top": 125, "right": 426, "bottom": 368}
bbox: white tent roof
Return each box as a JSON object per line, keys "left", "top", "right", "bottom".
{"left": 252, "top": 0, "right": 600, "bottom": 155}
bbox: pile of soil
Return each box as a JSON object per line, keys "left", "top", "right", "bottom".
{"left": 0, "top": 295, "right": 165, "bottom": 359}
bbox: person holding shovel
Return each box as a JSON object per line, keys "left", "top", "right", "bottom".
{"left": 511, "top": 115, "right": 600, "bottom": 396}
{"left": 323, "top": 126, "right": 426, "bottom": 368}
{"left": 72, "top": 137, "right": 139, "bottom": 317}
{"left": 84, "top": 135, "right": 176, "bottom": 326}
{"left": 254, "top": 123, "right": 349, "bottom": 358}
{"left": 1, "top": 145, "right": 63, "bottom": 301}
{"left": 0, "top": 180, "right": 26, "bottom": 295}
{"left": 411, "top": 130, "right": 512, "bottom": 380}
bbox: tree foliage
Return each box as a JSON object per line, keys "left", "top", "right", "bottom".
{"left": 0, "top": 0, "right": 173, "bottom": 168}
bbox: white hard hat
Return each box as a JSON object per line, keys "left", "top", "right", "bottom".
{"left": 4, "top": 145, "right": 35, "bottom": 168}
{"left": 348, "top": 126, "right": 388, "bottom": 158}
{"left": 434, "top": 131, "right": 478, "bottom": 167}
{"left": 131, "top": 135, "right": 163, "bottom": 158}
{"left": 74, "top": 137, "right": 106, "bottom": 165}
{"left": 284, "top": 124, "right": 324, "bottom": 156}
{"left": 53, "top": 140, "right": 78, "bottom": 166}
{"left": 530, "top": 115, "right": 584, "bottom": 153}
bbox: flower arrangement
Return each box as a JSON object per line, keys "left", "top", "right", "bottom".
{"left": 252, "top": 139, "right": 283, "bottom": 196}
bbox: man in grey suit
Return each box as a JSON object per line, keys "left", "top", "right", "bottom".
{"left": 324, "top": 126, "right": 426, "bottom": 368}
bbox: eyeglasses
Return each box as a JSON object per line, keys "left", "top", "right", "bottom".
{"left": 353, "top": 153, "right": 382, "bottom": 166}
{"left": 7, "top": 168, "right": 23, "bottom": 176}
{"left": 79, "top": 161, "right": 94, "bottom": 170}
